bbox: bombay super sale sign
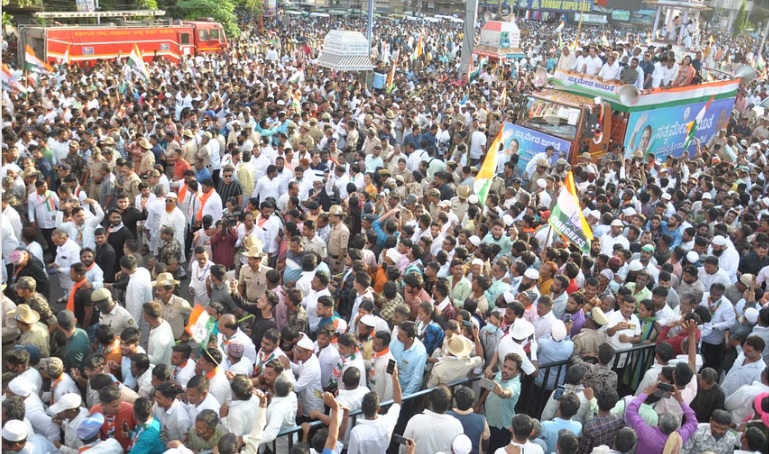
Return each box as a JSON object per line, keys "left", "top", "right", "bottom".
{"left": 622, "top": 97, "right": 735, "bottom": 160}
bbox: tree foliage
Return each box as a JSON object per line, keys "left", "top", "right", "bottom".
{"left": 734, "top": 0, "right": 747, "bottom": 36}
{"left": 173, "top": 0, "right": 240, "bottom": 38}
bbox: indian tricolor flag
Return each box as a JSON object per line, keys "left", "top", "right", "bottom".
{"left": 288, "top": 69, "right": 304, "bottom": 84}
{"left": 386, "top": 54, "right": 398, "bottom": 94}
{"left": 2, "top": 64, "right": 26, "bottom": 95}
{"left": 60, "top": 45, "right": 72, "bottom": 65}
{"left": 127, "top": 44, "right": 150, "bottom": 81}
{"left": 412, "top": 34, "right": 424, "bottom": 60}
{"left": 474, "top": 125, "right": 512, "bottom": 206}
{"left": 684, "top": 96, "right": 714, "bottom": 151}
{"left": 548, "top": 171, "right": 593, "bottom": 254}
{"left": 185, "top": 304, "right": 216, "bottom": 347}
{"left": 24, "top": 45, "right": 53, "bottom": 74}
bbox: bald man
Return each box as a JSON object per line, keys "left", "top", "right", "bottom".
{"left": 216, "top": 314, "right": 257, "bottom": 368}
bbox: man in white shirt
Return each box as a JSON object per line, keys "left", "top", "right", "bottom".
{"left": 348, "top": 364, "right": 402, "bottom": 454}
{"left": 600, "top": 219, "right": 631, "bottom": 256}
{"left": 606, "top": 297, "right": 642, "bottom": 367}
{"left": 252, "top": 165, "right": 283, "bottom": 203}
{"left": 468, "top": 125, "right": 488, "bottom": 166}
{"left": 170, "top": 344, "right": 197, "bottom": 388}
{"left": 184, "top": 375, "right": 221, "bottom": 422}
{"left": 582, "top": 47, "right": 603, "bottom": 76}
{"left": 197, "top": 349, "right": 232, "bottom": 404}
{"left": 597, "top": 53, "right": 621, "bottom": 81}
{"left": 220, "top": 375, "right": 261, "bottom": 438}
{"left": 216, "top": 313, "right": 257, "bottom": 368}
{"left": 120, "top": 255, "right": 153, "bottom": 348}
{"left": 287, "top": 334, "right": 324, "bottom": 419}
{"left": 143, "top": 301, "right": 174, "bottom": 366}
{"left": 557, "top": 46, "right": 576, "bottom": 72}
{"left": 152, "top": 382, "right": 192, "bottom": 444}
{"left": 51, "top": 229, "right": 81, "bottom": 296}
{"left": 402, "top": 386, "right": 464, "bottom": 454}
{"left": 48, "top": 393, "right": 88, "bottom": 454}
{"left": 6, "top": 377, "right": 60, "bottom": 442}
{"left": 260, "top": 374, "right": 298, "bottom": 452}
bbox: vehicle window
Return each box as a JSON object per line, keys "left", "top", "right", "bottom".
{"left": 199, "top": 30, "right": 209, "bottom": 41}
{"left": 181, "top": 33, "right": 191, "bottom": 45}
{"left": 209, "top": 29, "right": 219, "bottom": 41}
{"left": 521, "top": 97, "right": 581, "bottom": 141}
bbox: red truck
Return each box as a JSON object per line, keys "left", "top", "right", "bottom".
{"left": 18, "top": 20, "right": 228, "bottom": 65}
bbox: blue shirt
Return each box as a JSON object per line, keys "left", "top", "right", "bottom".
{"left": 389, "top": 337, "right": 427, "bottom": 395}
{"left": 540, "top": 417, "right": 582, "bottom": 454}
{"left": 535, "top": 337, "right": 575, "bottom": 389}
{"left": 660, "top": 222, "right": 683, "bottom": 248}
{"left": 485, "top": 372, "right": 521, "bottom": 429}
{"left": 129, "top": 417, "right": 165, "bottom": 454}
{"left": 195, "top": 167, "right": 212, "bottom": 183}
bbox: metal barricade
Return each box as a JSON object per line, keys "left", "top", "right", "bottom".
{"left": 268, "top": 344, "right": 658, "bottom": 450}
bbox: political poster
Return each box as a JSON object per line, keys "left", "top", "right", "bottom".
{"left": 508, "top": 124, "right": 573, "bottom": 175}
{"left": 622, "top": 97, "right": 735, "bottom": 160}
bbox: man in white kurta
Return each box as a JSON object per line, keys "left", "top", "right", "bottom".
{"left": 153, "top": 193, "right": 187, "bottom": 262}
{"left": 124, "top": 261, "right": 153, "bottom": 349}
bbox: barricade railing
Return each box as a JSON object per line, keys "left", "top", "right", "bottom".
{"left": 269, "top": 343, "right": 658, "bottom": 452}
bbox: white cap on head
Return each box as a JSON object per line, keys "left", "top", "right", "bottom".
{"left": 524, "top": 269, "right": 539, "bottom": 280}
{"left": 686, "top": 251, "right": 700, "bottom": 263}
{"left": 360, "top": 314, "right": 377, "bottom": 328}
{"left": 471, "top": 258, "right": 485, "bottom": 267}
{"left": 468, "top": 235, "right": 481, "bottom": 247}
{"left": 451, "top": 434, "right": 473, "bottom": 454}
{"left": 8, "top": 377, "right": 34, "bottom": 397}
{"left": 536, "top": 178, "right": 547, "bottom": 189}
{"left": 745, "top": 307, "right": 760, "bottom": 324}
{"left": 551, "top": 320, "right": 567, "bottom": 341}
{"left": 296, "top": 334, "right": 314, "bottom": 350}
{"left": 628, "top": 260, "right": 644, "bottom": 272}
{"left": 2, "top": 420, "right": 28, "bottom": 442}
{"left": 712, "top": 235, "right": 727, "bottom": 246}
{"left": 468, "top": 194, "right": 479, "bottom": 204}
{"left": 611, "top": 219, "right": 624, "bottom": 227}
{"left": 702, "top": 192, "right": 712, "bottom": 199}
{"left": 48, "top": 392, "right": 82, "bottom": 416}
{"left": 589, "top": 210, "right": 601, "bottom": 219}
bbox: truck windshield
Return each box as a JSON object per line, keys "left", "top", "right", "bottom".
{"left": 521, "top": 97, "right": 582, "bottom": 141}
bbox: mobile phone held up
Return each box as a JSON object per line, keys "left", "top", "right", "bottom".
{"left": 386, "top": 359, "right": 396, "bottom": 374}
{"left": 392, "top": 434, "right": 409, "bottom": 445}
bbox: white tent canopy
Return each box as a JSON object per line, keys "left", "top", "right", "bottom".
{"left": 317, "top": 30, "right": 374, "bottom": 71}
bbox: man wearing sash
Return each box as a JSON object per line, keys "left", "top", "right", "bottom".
{"left": 27, "top": 180, "right": 59, "bottom": 255}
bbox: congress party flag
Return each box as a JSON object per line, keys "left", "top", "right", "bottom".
{"left": 185, "top": 304, "right": 216, "bottom": 348}
{"left": 684, "top": 96, "right": 714, "bottom": 150}
{"left": 127, "top": 44, "right": 150, "bottom": 81}
{"left": 2, "top": 64, "right": 26, "bottom": 95}
{"left": 24, "top": 45, "right": 53, "bottom": 74}
{"left": 548, "top": 171, "right": 593, "bottom": 254}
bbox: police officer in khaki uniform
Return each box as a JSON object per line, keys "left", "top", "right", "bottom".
{"left": 237, "top": 246, "right": 272, "bottom": 303}
{"left": 94, "top": 287, "right": 136, "bottom": 337}
{"left": 14, "top": 305, "right": 50, "bottom": 358}
{"left": 14, "top": 277, "right": 58, "bottom": 330}
{"left": 152, "top": 273, "right": 192, "bottom": 340}
{"left": 451, "top": 185, "right": 471, "bottom": 222}
{"left": 327, "top": 205, "right": 350, "bottom": 275}
{"left": 181, "top": 129, "right": 199, "bottom": 164}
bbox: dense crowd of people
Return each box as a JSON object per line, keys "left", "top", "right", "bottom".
{"left": 2, "top": 10, "right": 769, "bottom": 454}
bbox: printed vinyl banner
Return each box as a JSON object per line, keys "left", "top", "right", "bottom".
{"left": 510, "top": 123, "right": 573, "bottom": 174}
{"left": 622, "top": 97, "right": 735, "bottom": 160}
